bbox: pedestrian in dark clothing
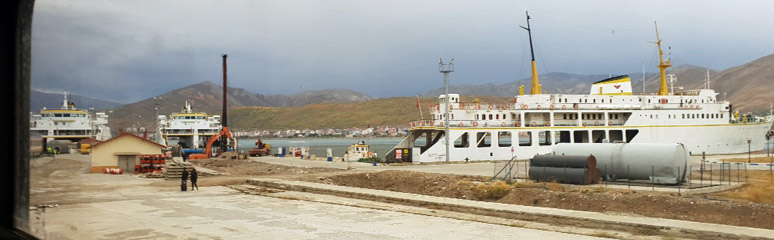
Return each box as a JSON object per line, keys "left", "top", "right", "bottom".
{"left": 181, "top": 168, "right": 189, "bottom": 192}
{"left": 190, "top": 168, "right": 199, "bottom": 191}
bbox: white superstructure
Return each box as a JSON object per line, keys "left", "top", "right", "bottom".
{"left": 30, "top": 92, "right": 112, "bottom": 142}
{"left": 387, "top": 17, "right": 773, "bottom": 163}
{"left": 156, "top": 100, "right": 221, "bottom": 148}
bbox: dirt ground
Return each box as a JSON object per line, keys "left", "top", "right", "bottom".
{"left": 306, "top": 170, "right": 774, "bottom": 230}
{"left": 30, "top": 155, "right": 774, "bottom": 231}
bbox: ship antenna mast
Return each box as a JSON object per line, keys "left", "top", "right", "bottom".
{"left": 520, "top": 11, "right": 540, "bottom": 95}
{"left": 652, "top": 21, "right": 672, "bottom": 96}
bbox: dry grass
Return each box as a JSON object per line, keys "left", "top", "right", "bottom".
{"left": 471, "top": 181, "right": 513, "bottom": 200}
{"left": 712, "top": 170, "right": 774, "bottom": 204}
{"left": 545, "top": 181, "right": 565, "bottom": 191}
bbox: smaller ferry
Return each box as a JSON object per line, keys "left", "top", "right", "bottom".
{"left": 30, "top": 92, "right": 111, "bottom": 143}
{"left": 344, "top": 141, "right": 377, "bottom": 161}
{"left": 156, "top": 100, "right": 221, "bottom": 151}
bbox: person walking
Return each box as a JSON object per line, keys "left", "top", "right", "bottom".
{"left": 181, "top": 168, "right": 188, "bottom": 191}
{"left": 190, "top": 168, "right": 199, "bottom": 191}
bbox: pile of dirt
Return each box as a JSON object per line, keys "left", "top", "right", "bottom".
{"left": 314, "top": 170, "right": 774, "bottom": 230}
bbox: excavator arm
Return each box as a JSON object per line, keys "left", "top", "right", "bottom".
{"left": 190, "top": 127, "right": 233, "bottom": 159}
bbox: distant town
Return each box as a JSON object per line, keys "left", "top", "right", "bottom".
{"left": 121, "top": 126, "right": 409, "bottom": 139}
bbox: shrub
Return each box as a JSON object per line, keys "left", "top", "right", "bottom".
{"left": 472, "top": 181, "right": 513, "bottom": 200}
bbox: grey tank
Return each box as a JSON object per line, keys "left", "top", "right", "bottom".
{"left": 551, "top": 143, "right": 688, "bottom": 184}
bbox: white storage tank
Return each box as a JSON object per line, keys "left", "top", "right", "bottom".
{"left": 552, "top": 143, "right": 688, "bottom": 184}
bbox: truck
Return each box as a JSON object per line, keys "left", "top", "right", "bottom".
{"left": 248, "top": 139, "right": 271, "bottom": 157}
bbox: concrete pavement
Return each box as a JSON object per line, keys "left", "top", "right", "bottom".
{"left": 32, "top": 183, "right": 603, "bottom": 239}
{"left": 247, "top": 178, "right": 774, "bottom": 240}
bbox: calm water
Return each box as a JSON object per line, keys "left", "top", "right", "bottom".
{"left": 238, "top": 137, "right": 403, "bottom": 158}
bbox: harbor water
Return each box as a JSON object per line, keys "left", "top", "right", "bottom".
{"left": 238, "top": 137, "right": 403, "bottom": 159}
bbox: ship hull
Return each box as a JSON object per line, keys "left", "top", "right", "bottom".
{"left": 397, "top": 122, "right": 772, "bottom": 163}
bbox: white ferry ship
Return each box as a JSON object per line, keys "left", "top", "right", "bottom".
{"left": 30, "top": 92, "right": 112, "bottom": 142}
{"left": 388, "top": 17, "right": 773, "bottom": 163}
{"left": 156, "top": 100, "right": 221, "bottom": 149}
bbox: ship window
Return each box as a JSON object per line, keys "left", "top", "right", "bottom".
{"left": 496, "top": 114, "right": 499, "bottom": 120}
{"left": 54, "top": 113, "right": 62, "bottom": 117}
{"left": 592, "top": 130, "right": 605, "bottom": 143}
{"left": 563, "top": 114, "right": 567, "bottom": 120}
{"left": 602, "top": 99, "right": 605, "bottom": 103}
{"left": 497, "top": 131, "right": 511, "bottom": 147}
{"left": 625, "top": 129, "right": 639, "bottom": 143}
{"left": 503, "top": 114, "right": 506, "bottom": 119}
{"left": 573, "top": 131, "right": 589, "bottom": 143}
{"left": 593, "top": 99, "right": 596, "bottom": 103}
{"left": 475, "top": 115, "right": 478, "bottom": 120}
{"left": 702, "top": 114, "right": 705, "bottom": 119}
{"left": 556, "top": 131, "right": 571, "bottom": 143}
{"left": 454, "top": 133, "right": 469, "bottom": 148}
{"left": 518, "top": 131, "right": 532, "bottom": 146}
{"left": 598, "top": 114, "right": 602, "bottom": 119}
{"left": 451, "top": 114, "right": 454, "bottom": 119}
{"left": 565, "top": 98, "right": 568, "bottom": 102}
{"left": 609, "top": 130, "right": 624, "bottom": 143}
{"left": 585, "top": 99, "right": 588, "bottom": 103}
{"left": 538, "top": 131, "right": 551, "bottom": 146}
{"left": 62, "top": 113, "right": 70, "bottom": 117}
{"left": 476, "top": 132, "right": 491, "bottom": 148}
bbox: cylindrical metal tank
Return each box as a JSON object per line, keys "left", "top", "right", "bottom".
{"left": 531, "top": 154, "right": 597, "bottom": 169}
{"left": 552, "top": 143, "right": 688, "bottom": 184}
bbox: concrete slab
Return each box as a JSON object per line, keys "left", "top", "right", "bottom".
{"left": 247, "top": 178, "right": 774, "bottom": 240}
{"left": 31, "top": 185, "right": 603, "bottom": 240}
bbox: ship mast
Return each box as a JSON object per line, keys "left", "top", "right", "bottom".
{"left": 653, "top": 21, "right": 672, "bottom": 96}
{"left": 520, "top": 11, "right": 541, "bottom": 95}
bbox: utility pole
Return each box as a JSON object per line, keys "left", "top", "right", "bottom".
{"left": 439, "top": 58, "right": 454, "bottom": 162}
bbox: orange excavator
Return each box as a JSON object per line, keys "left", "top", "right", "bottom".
{"left": 188, "top": 127, "right": 233, "bottom": 159}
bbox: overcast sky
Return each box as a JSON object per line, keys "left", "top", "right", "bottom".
{"left": 31, "top": 0, "right": 774, "bottom": 103}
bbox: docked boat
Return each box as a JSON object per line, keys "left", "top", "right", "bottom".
{"left": 387, "top": 16, "right": 773, "bottom": 163}
{"left": 30, "top": 92, "right": 112, "bottom": 143}
{"left": 156, "top": 100, "right": 221, "bottom": 150}
{"left": 344, "top": 141, "right": 377, "bottom": 161}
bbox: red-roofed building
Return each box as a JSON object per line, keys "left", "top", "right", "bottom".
{"left": 90, "top": 133, "right": 166, "bottom": 173}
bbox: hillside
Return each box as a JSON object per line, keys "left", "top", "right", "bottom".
{"left": 31, "top": 90, "right": 122, "bottom": 111}
{"left": 107, "top": 82, "right": 374, "bottom": 131}
{"left": 264, "top": 89, "right": 373, "bottom": 107}
{"left": 710, "top": 54, "right": 774, "bottom": 112}
{"left": 230, "top": 96, "right": 511, "bottom": 130}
